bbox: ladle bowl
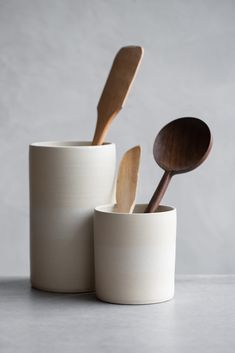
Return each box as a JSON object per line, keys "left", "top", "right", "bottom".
{"left": 145, "top": 117, "right": 212, "bottom": 213}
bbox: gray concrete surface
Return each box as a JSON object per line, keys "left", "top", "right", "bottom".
{"left": 0, "top": 275, "right": 234, "bottom": 352}
{"left": 0, "top": 0, "right": 235, "bottom": 275}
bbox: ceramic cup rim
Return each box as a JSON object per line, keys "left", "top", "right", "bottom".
{"left": 29, "top": 141, "right": 115, "bottom": 149}
{"left": 95, "top": 203, "right": 176, "bottom": 216}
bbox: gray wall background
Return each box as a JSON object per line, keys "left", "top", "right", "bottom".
{"left": 0, "top": 0, "right": 234, "bottom": 275}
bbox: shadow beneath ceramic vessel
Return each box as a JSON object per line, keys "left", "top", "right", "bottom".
{"left": 0, "top": 277, "right": 99, "bottom": 305}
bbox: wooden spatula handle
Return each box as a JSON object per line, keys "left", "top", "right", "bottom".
{"left": 92, "top": 110, "right": 119, "bottom": 146}
{"left": 145, "top": 171, "right": 172, "bottom": 213}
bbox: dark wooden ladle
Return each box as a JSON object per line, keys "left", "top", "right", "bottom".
{"left": 145, "top": 117, "right": 212, "bottom": 213}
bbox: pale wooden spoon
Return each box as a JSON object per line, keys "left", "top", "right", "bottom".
{"left": 92, "top": 46, "right": 144, "bottom": 145}
{"left": 115, "top": 146, "right": 141, "bottom": 213}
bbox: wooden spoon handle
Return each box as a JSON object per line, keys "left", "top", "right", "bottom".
{"left": 145, "top": 171, "right": 172, "bottom": 213}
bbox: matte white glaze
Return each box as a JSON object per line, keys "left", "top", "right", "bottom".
{"left": 30, "top": 141, "right": 116, "bottom": 293}
{"left": 94, "top": 204, "right": 177, "bottom": 304}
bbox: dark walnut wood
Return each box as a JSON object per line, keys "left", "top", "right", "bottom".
{"left": 145, "top": 117, "right": 212, "bottom": 213}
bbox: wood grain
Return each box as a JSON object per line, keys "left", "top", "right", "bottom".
{"left": 145, "top": 117, "right": 212, "bottom": 213}
{"left": 92, "top": 46, "right": 144, "bottom": 145}
{"left": 115, "top": 145, "right": 141, "bottom": 213}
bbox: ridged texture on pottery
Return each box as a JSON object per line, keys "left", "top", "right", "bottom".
{"left": 94, "top": 204, "right": 176, "bottom": 304}
{"left": 30, "top": 142, "right": 116, "bottom": 293}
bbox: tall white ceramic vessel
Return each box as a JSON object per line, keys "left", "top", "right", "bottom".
{"left": 94, "top": 204, "right": 177, "bottom": 304}
{"left": 30, "top": 141, "right": 116, "bottom": 293}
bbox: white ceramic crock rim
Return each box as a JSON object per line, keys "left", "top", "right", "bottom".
{"left": 29, "top": 141, "right": 115, "bottom": 149}
{"left": 95, "top": 203, "right": 176, "bottom": 216}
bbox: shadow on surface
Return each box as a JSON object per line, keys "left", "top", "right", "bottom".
{"left": 0, "top": 278, "right": 98, "bottom": 304}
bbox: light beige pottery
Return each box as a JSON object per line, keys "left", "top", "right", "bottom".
{"left": 29, "top": 141, "right": 116, "bottom": 293}
{"left": 94, "top": 204, "right": 177, "bottom": 304}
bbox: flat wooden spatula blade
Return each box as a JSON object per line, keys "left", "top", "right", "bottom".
{"left": 92, "top": 46, "right": 144, "bottom": 145}
{"left": 116, "top": 145, "right": 141, "bottom": 213}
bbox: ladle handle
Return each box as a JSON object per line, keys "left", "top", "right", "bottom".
{"left": 145, "top": 171, "right": 172, "bottom": 213}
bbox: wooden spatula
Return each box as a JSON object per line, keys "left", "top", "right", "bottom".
{"left": 92, "top": 46, "right": 144, "bottom": 145}
{"left": 115, "top": 146, "right": 141, "bottom": 213}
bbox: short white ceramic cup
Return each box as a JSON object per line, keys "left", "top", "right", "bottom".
{"left": 29, "top": 141, "right": 116, "bottom": 293}
{"left": 94, "top": 204, "right": 177, "bottom": 304}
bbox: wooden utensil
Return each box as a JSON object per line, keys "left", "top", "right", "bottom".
{"left": 145, "top": 117, "right": 212, "bottom": 213}
{"left": 115, "top": 145, "right": 141, "bottom": 213}
{"left": 92, "top": 46, "right": 144, "bottom": 145}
